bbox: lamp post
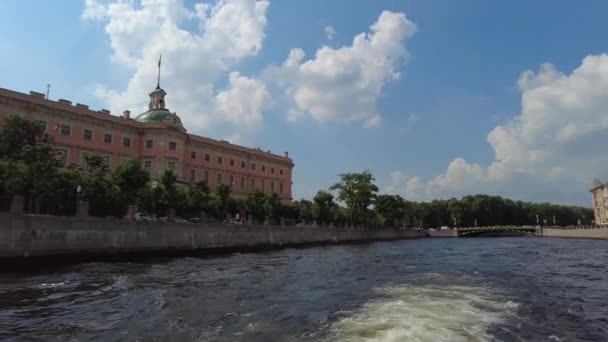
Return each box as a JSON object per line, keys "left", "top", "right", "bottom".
{"left": 76, "top": 185, "right": 82, "bottom": 215}
{"left": 151, "top": 181, "right": 158, "bottom": 218}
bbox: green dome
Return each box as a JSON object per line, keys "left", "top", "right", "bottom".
{"left": 134, "top": 109, "right": 173, "bottom": 122}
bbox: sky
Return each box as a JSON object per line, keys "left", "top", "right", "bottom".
{"left": 2, "top": 0, "right": 608, "bottom": 206}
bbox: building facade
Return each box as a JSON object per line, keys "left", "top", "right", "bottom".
{"left": 0, "top": 83, "right": 294, "bottom": 202}
{"left": 590, "top": 179, "right": 607, "bottom": 225}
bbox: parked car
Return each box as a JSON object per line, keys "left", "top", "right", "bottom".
{"left": 134, "top": 212, "right": 154, "bottom": 222}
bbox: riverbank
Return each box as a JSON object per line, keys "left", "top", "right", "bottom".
{"left": 541, "top": 227, "right": 608, "bottom": 239}
{"left": 0, "top": 213, "right": 425, "bottom": 261}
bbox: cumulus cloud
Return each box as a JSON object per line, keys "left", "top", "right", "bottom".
{"left": 83, "top": 0, "right": 270, "bottom": 140}
{"left": 266, "top": 11, "right": 417, "bottom": 127}
{"left": 385, "top": 54, "right": 608, "bottom": 204}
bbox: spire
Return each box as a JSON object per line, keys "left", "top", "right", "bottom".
{"left": 156, "top": 54, "right": 162, "bottom": 89}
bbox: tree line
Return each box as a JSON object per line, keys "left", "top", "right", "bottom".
{"left": 0, "top": 115, "right": 594, "bottom": 227}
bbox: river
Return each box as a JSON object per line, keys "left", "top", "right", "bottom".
{"left": 1, "top": 237, "right": 607, "bottom": 341}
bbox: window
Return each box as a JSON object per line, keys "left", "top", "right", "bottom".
{"left": 204, "top": 171, "right": 209, "bottom": 183}
{"left": 144, "top": 160, "right": 152, "bottom": 174}
{"left": 35, "top": 120, "right": 47, "bottom": 131}
{"left": 261, "top": 180, "right": 265, "bottom": 192}
{"left": 262, "top": 165, "right": 266, "bottom": 172}
{"left": 271, "top": 182, "right": 275, "bottom": 193}
{"left": 191, "top": 151, "right": 196, "bottom": 160}
{"left": 252, "top": 163, "right": 256, "bottom": 170}
{"left": 104, "top": 134, "right": 112, "bottom": 144}
{"left": 83, "top": 129, "right": 92, "bottom": 140}
{"left": 229, "top": 175, "right": 234, "bottom": 187}
{"left": 217, "top": 156, "right": 223, "bottom": 164}
{"left": 271, "top": 167, "right": 275, "bottom": 174}
{"left": 60, "top": 125, "right": 70, "bottom": 136}
{"left": 241, "top": 160, "right": 246, "bottom": 168}
{"left": 205, "top": 154, "right": 210, "bottom": 161}
{"left": 56, "top": 149, "right": 68, "bottom": 166}
{"left": 103, "top": 155, "right": 111, "bottom": 166}
{"left": 230, "top": 159, "right": 235, "bottom": 166}
{"left": 146, "top": 140, "right": 154, "bottom": 149}
{"left": 123, "top": 137, "right": 131, "bottom": 148}
{"left": 217, "top": 172, "right": 223, "bottom": 185}
{"left": 251, "top": 178, "right": 256, "bottom": 190}
{"left": 189, "top": 169, "right": 195, "bottom": 182}
{"left": 280, "top": 169, "right": 284, "bottom": 175}
{"left": 240, "top": 176, "right": 245, "bottom": 190}
{"left": 280, "top": 183, "right": 284, "bottom": 194}
{"left": 167, "top": 161, "right": 176, "bottom": 171}
{"left": 169, "top": 142, "right": 177, "bottom": 151}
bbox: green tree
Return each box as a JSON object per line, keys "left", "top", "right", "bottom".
{"left": 112, "top": 157, "right": 150, "bottom": 208}
{"left": 160, "top": 169, "right": 180, "bottom": 211}
{"left": 265, "top": 192, "right": 282, "bottom": 222}
{"left": 299, "top": 199, "right": 313, "bottom": 223}
{"left": 330, "top": 171, "right": 379, "bottom": 224}
{"left": 214, "top": 183, "right": 233, "bottom": 220}
{"left": 0, "top": 115, "right": 61, "bottom": 212}
{"left": 312, "top": 190, "right": 335, "bottom": 224}
{"left": 375, "top": 194, "right": 404, "bottom": 227}
{"left": 245, "top": 189, "right": 267, "bottom": 223}
{"left": 185, "top": 180, "right": 211, "bottom": 217}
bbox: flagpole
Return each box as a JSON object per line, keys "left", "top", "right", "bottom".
{"left": 157, "top": 54, "right": 162, "bottom": 88}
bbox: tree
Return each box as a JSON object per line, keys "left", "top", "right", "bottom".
{"left": 299, "top": 199, "right": 313, "bottom": 223}
{"left": 112, "top": 157, "right": 150, "bottom": 207}
{"left": 214, "top": 183, "right": 233, "bottom": 220}
{"left": 330, "top": 171, "right": 379, "bottom": 224}
{"left": 375, "top": 194, "right": 404, "bottom": 227}
{"left": 245, "top": 189, "right": 267, "bottom": 223}
{"left": 160, "top": 170, "right": 180, "bottom": 211}
{"left": 312, "top": 190, "right": 335, "bottom": 224}
{"left": 0, "top": 115, "right": 61, "bottom": 212}
{"left": 265, "top": 192, "right": 282, "bottom": 222}
{"left": 185, "top": 180, "right": 211, "bottom": 217}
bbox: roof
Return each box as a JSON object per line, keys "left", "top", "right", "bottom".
{"left": 134, "top": 109, "right": 174, "bottom": 123}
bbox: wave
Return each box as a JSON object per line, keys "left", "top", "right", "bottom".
{"left": 327, "top": 284, "right": 519, "bottom": 342}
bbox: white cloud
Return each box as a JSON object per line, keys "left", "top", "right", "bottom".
{"left": 324, "top": 25, "right": 336, "bottom": 40}
{"left": 385, "top": 54, "right": 608, "bottom": 204}
{"left": 266, "top": 11, "right": 417, "bottom": 127}
{"left": 83, "top": 0, "right": 270, "bottom": 140}
{"left": 214, "top": 71, "right": 269, "bottom": 131}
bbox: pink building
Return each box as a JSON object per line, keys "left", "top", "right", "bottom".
{"left": 0, "top": 83, "right": 294, "bottom": 202}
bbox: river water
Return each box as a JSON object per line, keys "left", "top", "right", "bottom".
{"left": 1, "top": 237, "right": 607, "bottom": 341}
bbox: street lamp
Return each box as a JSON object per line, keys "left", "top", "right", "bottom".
{"left": 151, "top": 181, "right": 158, "bottom": 218}
{"left": 76, "top": 185, "right": 82, "bottom": 215}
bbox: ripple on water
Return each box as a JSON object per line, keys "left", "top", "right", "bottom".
{"left": 327, "top": 284, "right": 519, "bottom": 342}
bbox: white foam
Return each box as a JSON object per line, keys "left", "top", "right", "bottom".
{"left": 327, "top": 284, "right": 519, "bottom": 342}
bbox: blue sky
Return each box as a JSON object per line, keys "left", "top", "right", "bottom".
{"left": 2, "top": 0, "right": 608, "bottom": 206}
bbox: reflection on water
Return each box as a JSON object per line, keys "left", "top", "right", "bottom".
{"left": 0, "top": 238, "right": 607, "bottom": 341}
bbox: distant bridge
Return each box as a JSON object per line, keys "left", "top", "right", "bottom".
{"left": 456, "top": 226, "right": 539, "bottom": 237}
{"left": 427, "top": 226, "right": 540, "bottom": 237}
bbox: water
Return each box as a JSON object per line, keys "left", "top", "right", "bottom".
{"left": 1, "top": 237, "right": 607, "bottom": 341}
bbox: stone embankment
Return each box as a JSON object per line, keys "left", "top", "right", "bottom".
{"left": 0, "top": 213, "right": 425, "bottom": 260}
{"left": 540, "top": 226, "right": 608, "bottom": 239}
